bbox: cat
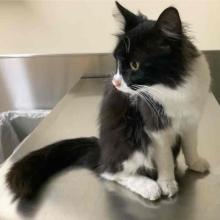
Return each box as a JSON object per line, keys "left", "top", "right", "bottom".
{"left": 6, "top": 1, "right": 211, "bottom": 201}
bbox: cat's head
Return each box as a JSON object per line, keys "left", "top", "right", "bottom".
{"left": 112, "top": 2, "right": 198, "bottom": 94}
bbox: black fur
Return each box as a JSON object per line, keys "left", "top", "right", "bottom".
{"left": 98, "top": 84, "right": 151, "bottom": 173}
{"left": 114, "top": 3, "right": 199, "bottom": 89}
{"left": 99, "top": 84, "right": 181, "bottom": 175}
{"left": 6, "top": 2, "right": 198, "bottom": 200}
{"left": 7, "top": 137, "right": 100, "bottom": 200}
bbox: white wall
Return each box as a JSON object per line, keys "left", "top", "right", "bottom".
{"left": 0, "top": 0, "right": 219, "bottom": 55}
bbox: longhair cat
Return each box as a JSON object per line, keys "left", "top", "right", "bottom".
{"left": 5, "top": 2, "right": 210, "bottom": 201}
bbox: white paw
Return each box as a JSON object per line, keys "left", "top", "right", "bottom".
{"left": 139, "top": 180, "right": 162, "bottom": 201}
{"left": 158, "top": 179, "right": 178, "bottom": 198}
{"left": 120, "top": 177, "right": 161, "bottom": 201}
{"left": 188, "top": 158, "right": 210, "bottom": 173}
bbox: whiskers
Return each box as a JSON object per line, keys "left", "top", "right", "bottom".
{"left": 130, "top": 84, "right": 163, "bottom": 128}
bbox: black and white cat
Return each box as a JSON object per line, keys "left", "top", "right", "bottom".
{"left": 2, "top": 2, "right": 211, "bottom": 203}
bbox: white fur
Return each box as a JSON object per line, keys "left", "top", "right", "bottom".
{"left": 101, "top": 150, "right": 154, "bottom": 178}
{"left": 112, "top": 64, "right": 135, "bottom": 94}
{"left": 101, "top": 173, "right": 161, "bottom": 201}
{"left": 115, "top": 76, "right": 134, "bottom": 94}
{"left": 101, "top": 149, "right": 161, "bottom": 200}
{"left": 157, "top": 179, "right": 178, "bottom": 198}
{"left": 122, "top": 150, "right": 154, "bottom": 175}
{"left": 146, "top": 54, "right": 211, "bottom": 174}
{"left": 149, "top": 128, "right": 178, "bottom": 197}
{"left": 148, "top": 54, "right": 210, "bottom": 120}
{"left": 112, "top": 53, "right": 211, "bottom": 197}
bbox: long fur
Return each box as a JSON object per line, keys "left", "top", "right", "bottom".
{"left": 5, "top": 2, "right": 210, "bottom": 201}
{"left": 7, "top": 137, "right": 100, "bottom": 200}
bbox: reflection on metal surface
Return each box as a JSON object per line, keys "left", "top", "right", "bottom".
{"left": 0, "top": 54, "right": 114, "bottom": 112}
{"left": 1, "top": 59, "right": 35, "bottom": 110}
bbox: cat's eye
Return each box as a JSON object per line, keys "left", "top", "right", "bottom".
{"left": 129, "top": 61, "right": 140, "bottom": 71}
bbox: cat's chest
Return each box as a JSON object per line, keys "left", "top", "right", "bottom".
{"left": 147, "top": 55, "right": 211, "bottom": 123}
{"left": 136, "top": 95, "right": 196, "bottom": 136}
{"left": 136, "top": 96, "right": 171, "bottom": 131}
{"left": 122, "top": 150, "right": 154, "bottom": 175}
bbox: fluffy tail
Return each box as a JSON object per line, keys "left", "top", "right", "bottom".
{"left": 6, "top": 137, "right": 100, "bottom": 200}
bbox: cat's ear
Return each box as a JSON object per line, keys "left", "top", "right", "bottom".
{"left": 156, "top": 7, "right": 182, "bottom": 37}
{"left": 115, "top": 1, "right": 139, "bottom": 32}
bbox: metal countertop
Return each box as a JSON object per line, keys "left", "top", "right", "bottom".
{"left": 0, "top": 78, "right": 220, "bottom": 220}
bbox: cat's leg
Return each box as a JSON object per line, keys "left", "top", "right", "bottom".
{"left": 151, "top": 128, "right": 178, "bottom": 197}
{"left": 101, "top": 172, "right": 161, "bottom": 201}
{"left": 182, "top": 123, "right": 209, "bottom": 173}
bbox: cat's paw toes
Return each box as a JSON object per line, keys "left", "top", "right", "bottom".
{"left": 158, "top": 179, "right": 178, "bottom": 198}
{"left": 140, "top": 181, "right": 161, "bottom": 201}
{"left": 188, "top": 158, "right": 210, "bottom": 173}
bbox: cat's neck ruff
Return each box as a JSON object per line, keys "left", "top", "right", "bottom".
{"left": 146, "top": 53, "right": 211, "bottom": 120}
{"left": 113, "top": 53, "right": 210, "bottom": 122}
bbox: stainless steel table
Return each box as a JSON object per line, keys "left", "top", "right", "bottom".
{"left": 0, "top": 78, "right": 220, "bottom": 220}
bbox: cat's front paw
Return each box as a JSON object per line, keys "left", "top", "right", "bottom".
{"left": 141, "top": 181, "right": 161, "bottom": 201}
{"left": 120, "top": 177, "right": 162, "bottom": 201}
{"left": 188, "top": 158, "right": 210, "bottom": 173}
{"left": 158, "top": 179, "right": 178, "bottom": 198}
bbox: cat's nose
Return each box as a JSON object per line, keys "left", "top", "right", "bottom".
{"left": 112, "top": 73, "right": 122, "bottom": 87}
{"left": 112, "top": 79, "right": 121, "bottom": 87}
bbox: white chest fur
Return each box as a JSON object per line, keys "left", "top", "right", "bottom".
{"left": 147, "top": 53, "right": 211, "bottom": 133}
